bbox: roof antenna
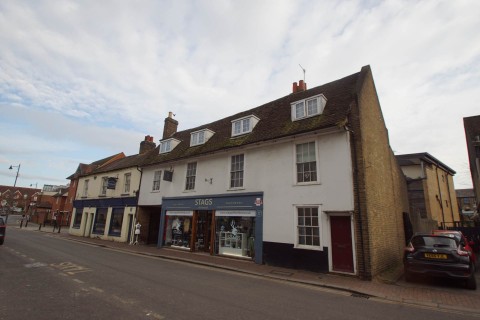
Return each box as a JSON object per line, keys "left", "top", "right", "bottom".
{"left": 299, "top": 64, "right": 306, "bottom": 82}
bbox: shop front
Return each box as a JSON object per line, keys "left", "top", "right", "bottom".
{"left": 159, "top": 192, "right": 263, "bottom": 264}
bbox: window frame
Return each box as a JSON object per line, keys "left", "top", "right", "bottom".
{"left": 231, "top": 115, "right": 260, "bottom": 137}
{"left": 291, "top": 94, "right": 327, "bottom": 121}
{"left": 185, "top": 162, "right": 197, "bottom": 191}
{"left": 294, "top": 206, "right": 322, "bottom": 250}
{"left": 159, "top": 138, "right": 181, "bottom": 154}
{"left": 100, "top": 177, "right": 108, "bottom": 196}
{"left": 82, "top": 179, "right": 89, "bottom": 197}
{"left": 124, "top": 173, "right": 131, "bottom": 193}
{"left": 229, "top": 154, "right": 245, "bottom": 189}
{"left": 152, "top": 170, "right": 162, "bottom": 191}
{"left": 295, "top": 141, "right": 318, "bottom": 184}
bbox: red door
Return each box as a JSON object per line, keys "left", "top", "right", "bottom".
{"left": 330, "top": 216, "right": 354, "bottom": 273}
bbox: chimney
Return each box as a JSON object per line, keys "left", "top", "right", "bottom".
{"left": 292, "top": 80, "right": 307, "bottom": 93}
{"left": 162, "top": 112, "right": 178, "bottom": 139}
{"left": 139, "top": 135, "right": 156, "bottom": 154}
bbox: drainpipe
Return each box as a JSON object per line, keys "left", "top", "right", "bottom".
{"left": 445, "top": 173, "right": 455, "bottom": 226}
{"left": 132, "top": 166, "right": 143, "bottom": 245}
{"left": 435, "top": 166, "right": 446, "bottom": 229}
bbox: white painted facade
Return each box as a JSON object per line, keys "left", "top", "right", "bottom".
{"left": 69, "top": 167, "right": 141, "bottom": 243}
{"left": 138, "top": 129, "right": 355, "bottom": 260}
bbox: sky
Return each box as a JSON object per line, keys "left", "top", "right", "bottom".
{"left": 0, "top": 0, "right": 479, "bottom": 190}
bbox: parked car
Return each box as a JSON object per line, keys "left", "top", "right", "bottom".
{"left": 432, "top": 230, "right": 477, "bottom": 268}
{"left": 0, "top": 216, "right": 5, "bottom": 245}
{"left": 404, "top": 233, "right": 476, "bottom": 290}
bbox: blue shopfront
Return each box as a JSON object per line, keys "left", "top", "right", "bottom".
{"left": 158, "top": 192, "right": 263, "bottom": 264}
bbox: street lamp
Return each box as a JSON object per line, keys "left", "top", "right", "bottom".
{"left": 9, "top": 164, "right": 21, "bottom": 187}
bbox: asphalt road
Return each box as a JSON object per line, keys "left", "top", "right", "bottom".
{"left": 0, "top": 227, "right": 476, "bottom": 320}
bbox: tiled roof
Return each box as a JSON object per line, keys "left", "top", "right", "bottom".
{"left": 141, "top": 68, "right": 363, "bottom": 167}
{"left": 456, "top": 188, "right": 474, "bottom": 198}
{"left": 67, "top": 152, "right": 126, "bottom": 179}
{"left": 86, "top": 153, "right": 149, "bottom": 176}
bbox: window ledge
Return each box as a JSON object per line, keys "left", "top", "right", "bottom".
{"left": 183, "top": 190, "right": 196, "bottom": 193}
{"left": 294, "top": 245, "right": 323, "bottom": 251}
{"left": 121, "top": 193, "right": 130, "bottom": 197}
{"left": 294, "top": 182, "right": 321, "bottom": 187}
{"left": 227, "top": 187, "right": 246, "bottom": 192}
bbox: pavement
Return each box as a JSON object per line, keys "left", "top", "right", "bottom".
{"left": 9, "top": 222, "right": 480, "bottom": 316}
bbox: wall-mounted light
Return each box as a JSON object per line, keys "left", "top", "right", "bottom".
{"left": 205, "top": 178, "right": 213, "bottom": 184}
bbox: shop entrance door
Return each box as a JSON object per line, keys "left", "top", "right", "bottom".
{"left": 194, "top": 211, "right": 213, "bottom": 253}
{"left": 330, "top": 215, "right": 354, "bottom": 273}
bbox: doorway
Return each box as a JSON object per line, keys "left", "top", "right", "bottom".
{"left": 330, "top": 215, "right": 354, "bottom": 273}
{"left": 194, "top": 211, "right": 213, "bottom": 253}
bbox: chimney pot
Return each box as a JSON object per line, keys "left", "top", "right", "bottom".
{"left": 292, "top": 82, "right": 298, "bottom": 93}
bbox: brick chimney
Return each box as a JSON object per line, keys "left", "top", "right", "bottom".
{"left": 292, "top": 80, "right": 307, "bottom": 93}
{"left": 139, "top": 135, "right": 156, "bottom": 154}
{"left": 162, "top": 112, "right": 178, "bottom": 139}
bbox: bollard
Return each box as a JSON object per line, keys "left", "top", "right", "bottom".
{"left": 38, "top": 223, "right": 42, "bottom": 231}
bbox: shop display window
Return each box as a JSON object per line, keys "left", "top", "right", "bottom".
{"left": 215, "top": 216, "right": 255, "bottom": 258}
{"left": 165, "top": 215, "right": 192, "bottom": 249}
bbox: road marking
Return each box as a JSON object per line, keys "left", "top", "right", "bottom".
{"left": 73, "top": 279, "right": 84, "bottom": 284}
{"left": 89, "top": 287, "right": 103, "bottom": 293}
{"left": 24, "top": 262, "right": 47, "bottom": 268}
{"left": 50, "top": 262, "right": 92, "bottom": 275}
{"left": 144, "top": 310, "right": 165, "bottom": 319}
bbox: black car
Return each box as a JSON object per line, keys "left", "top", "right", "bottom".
{"left": 0, "top": 216, "right": 5, "bottom": 245}
{"left": 404, "top": 233, "right": 476, "bottom": 290}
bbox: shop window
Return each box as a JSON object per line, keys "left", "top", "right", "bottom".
{"left": 72, "top": 210, "right": 83, "bottom": 229}
{"left": 185, "top": 162, "right": 197, "bottom": 190}
{"left": 230, "top": 154, "right": 244, "bottom": 188}
{"left": 295, "top": 207, "right": 320, "bottom": 249}
{"left": 296, "top": 142, "right": 317, "bottom": 183}
{"left": 108, "top": 208, "right": 124, "bottom": 236}
{"left": 165, "top": 214, "right": 193, "bottom": 249}
{"left": 215, "top": 213, "right": 255, "bottom": 258}
{"left": 92, "top": 208, "right": 107, "bottom": 235}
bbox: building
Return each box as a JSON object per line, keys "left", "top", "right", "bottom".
{"left": 464, "top": 115, "right": 480, "bottom": 216}
{"left": 138, "top": 65, "right": 409, "bottom": 280}
{"left": 69, "top": 137, "right": 155, "bottom": 243}
{"left": 396, "top": 153, "right": 460, "bottom": 231}
{"left": 51, "top": 187, "right": 70, "bottom": 226}
{"left": 456, "top": 188, "right": 477, "bottom": 223}
{"left": 0, "top": 186, "right": 41, "bottom": 218}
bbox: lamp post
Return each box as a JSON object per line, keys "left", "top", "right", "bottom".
{"left": 9, "top": 164, "right": 21, "bottom": 187}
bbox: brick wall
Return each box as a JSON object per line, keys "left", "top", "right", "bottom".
{"left": 350, "top": 66, "right": 409, "bottom": 279}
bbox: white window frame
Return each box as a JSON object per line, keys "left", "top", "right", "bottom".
{"left": 124, "top": 173, "right": 131, "bottom": 193}
{"left": 83, "top": 179, "right": 89, "bottom": 197}
{"left": 152, "top": 170, "right": 162, "bottom": 191}
{"left": 100, "top": 177, "right": 108, "bottom": 196}
{"left": 160, "top": 138, "right": 181, "bottom": 154}
{"left": 190, "top": 129, "right": 215, "bottom": 147}
{"left": 291, "top": 94, "right": 327, "bottom": 121}
{"left": 294, "top": 205, "right": 322, "bottom": 250}
{"left": 231, "top": 115, "right": 260, "bottom": 137}
{"left": 185, "top": 162, "right": 197, "bottom": 191}
{"left": 295, "top": 141, "right": 319, "bottom": 184}
{"left": 229, "top": 154, "right": 245, "bottom": 189}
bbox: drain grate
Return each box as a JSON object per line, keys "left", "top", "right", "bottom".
{"left": 351, "top": 293, "right": 370, "bottom": 299}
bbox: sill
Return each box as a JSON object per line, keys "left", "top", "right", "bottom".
{"left": 294, "top": 245, "right": 323, "bottom": 251}
{"left": 72, "top": 226, "right": 80, "bottom": 229}
{"left": 231, "top": 132, "right": 251, "bottom": 138}
{"left": 151, "top": 190, "right": 161, "bottom": 193}
{"left": 183, "top": 189, "right": 196, "bottom": 193}
{"left": 120, "top": 193, "right": 130, "bottom": 197}
{"left": 108, "top": 233, "right": 121, "bottom": 237}
{"left": 98, "top": 195, "right": 107, "bottom": 198}
{"left": 294, "top": 181, "right": 321, "bottom": 187}
{"left": 80, "top": 196, "right": 88, "bottom": 199}
{"left": 227, "top": 187, "right": 245, "bottom": 192}
{"left": 292, "top": 113, "right": 321, "bottom": 122}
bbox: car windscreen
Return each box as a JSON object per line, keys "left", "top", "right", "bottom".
{"left": 411, "top": 235, "right": 457, "bottom": 248}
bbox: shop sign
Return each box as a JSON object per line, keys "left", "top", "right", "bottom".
{"left": 194, "top": 198, "right": 213, "bottom": 206}
{"left": 216, "top": 210, "right": 256, "bottom": 217}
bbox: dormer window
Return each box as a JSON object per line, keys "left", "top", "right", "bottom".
{"left": 231, "top": 115, "right": 260, "bottom": 137}
{"left": 291, "top": 94, "right": 327, "bottom": 121}
{"left": 190, "top": 129, "right": 215, "bottom": 147}
{"left": 160, "top": 138, "right": 180, "bottom": 154}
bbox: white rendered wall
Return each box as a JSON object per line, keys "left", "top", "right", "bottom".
{"left": 138, "top": 130, "right": 354, "bottom": 245}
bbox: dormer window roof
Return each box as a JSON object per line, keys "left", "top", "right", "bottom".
{"left": 159, "top": 138, "right": 180, "bottom": 154}
{"left": 291, "top": 94, "right": 327, "bottom": 121}
{"left": 231, "top": 115, "right": 260, "bottom": 137}
{"left": 190, "top": 129, "right": 215, "bottom": 147}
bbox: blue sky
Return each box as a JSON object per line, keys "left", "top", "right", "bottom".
{"left": 0, "top": 0, "right": 479, "bottom": 189}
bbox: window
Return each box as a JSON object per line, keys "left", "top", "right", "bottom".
{"left": 190, "top": 129, "right": 215, "bottom": 147}
{"left": 100, "top": 177, "right": 108, "bottom": 195}
{"left": 92, "top": 208, "right": 107, "bottom": 235}
{"left": 124, "top": 173, "right": 131, "bottom": 193}
{"left": 296, "top": 207, "right": 320, "bottom": 248}
{"left": 160, "top": 138, "right": 180, "bottom": 154}
{"left": 231, "top": 115, "right": 259, "bottom": 137}
{"left": 72, "top": 210, "right": 83, "bottom": 228}
{"left": 296, "top": 142, "right": 317, "bottom": 183}
{"left": 82, "top": 179, "right": 89, "bottom": 197}
{"left": 153, "top": 170, "right": 162, "bottom": 191}
{"left": 230, "top": 154, "right": 244, "bottom": 188}
{"left": 185, "top": 162, "right": 197, "bottom": 190}
{"left": 291, "top": 94, "right": 327, "bottom": 121}
{"left": 108, "top": 208, "right": 124, "bottom": 236}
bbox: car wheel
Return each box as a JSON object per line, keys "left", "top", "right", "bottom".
{"left": 466, "top": 272, "right": 477, "bottom": 290}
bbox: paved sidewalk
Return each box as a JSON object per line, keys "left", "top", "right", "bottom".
{"left": 13, "top": 223, "right": 480, "bottom": 316}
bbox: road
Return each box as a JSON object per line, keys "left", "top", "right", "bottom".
{"left": 0, "top": 226, "right": 476, "bottom": 320}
